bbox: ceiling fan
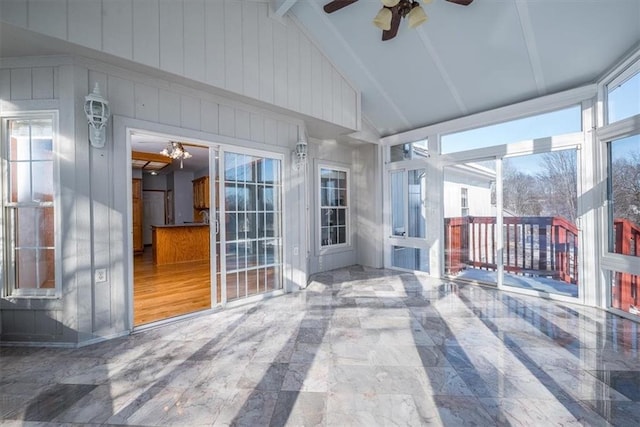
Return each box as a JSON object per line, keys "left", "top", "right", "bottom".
{"left": 323, "top": 0, "right": 474, "bottom": 41}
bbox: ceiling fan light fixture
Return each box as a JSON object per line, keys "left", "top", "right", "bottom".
{"left": 373, "top": 7, "right": 392, "bottom": 31}
{"left": 381, "top": 0, "right": 400, "bottom": 7}
{"left": 407, "top": 4, "right": 428, "bottom": 28}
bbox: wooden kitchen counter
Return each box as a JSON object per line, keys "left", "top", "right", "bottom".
{"left": 151, "top": 224, "right": 210, "bottom": 265}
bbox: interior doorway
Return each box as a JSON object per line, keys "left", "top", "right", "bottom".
{"left": 131, "top": 133, "right": 213, "bottom": 326}
{"left": 128, "top": 130, "right": 286, "bottom": 327}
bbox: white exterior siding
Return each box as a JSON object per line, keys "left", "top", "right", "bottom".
{"left": 0, "top": 55, "right": 318, "bottom": 344}
{"left": 0, "top": 0, "right": 360, "bottom": 130}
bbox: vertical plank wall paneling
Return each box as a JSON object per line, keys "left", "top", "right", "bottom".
{"left": 133, "top": 0, "right": 161, "bottom": 68}
{"left": 224, "top": 0, "right": 244, "bottom": 96}
{"left": 219, "top": 104, "right": 236, "bottom": 137}
{"left": 264, "top": 117, "right": 278, "bottom": 146}
{"left": 134, "top": 83, "right": 160, "bottom": 123}
{"left": 158, "top": 89, "right": 181, "bottom": 127}
{"left": 332, "top": 68, "right": 343, "bottom": 126}
{"left": 27, "top": 0, "right": 67, "bottom": 40}
{"left": 31, "top": 67, "right": 55, "bottom": 99}
{"left": 180, "top": 95, "right": 201, "bottom": 131}
{"left": 342, "top": 79, "right": 357, "bottom": 130}
{"left": 299, "top": 36, "right": 312, "bottom": 117}
{"left": 107, "top": 75, "right": 135, "bottom": 118}
{"left": 0, "top": 0, "right": 28, "bottom": 27}
{"left": 68, "top": 0, "right": 102, "bottom": 51}
{"left": 321, "top": 58, "right": 333, "bottom": 122}
{"left": 250, "top": 112, "right": 266, "bottom": 143}
{"left": 272, "top": 19, "right": 288, "bottom": 109}
{"left": 183, "top": 0, "right": 206, "bottom": 83}
{"left": 0, "top": 69, "right": 10, "bottom": 100}
{"left": 201, "top": 100, "right": 220, "bottom": 134}
{"left": 68, "top": 63, "right": 93, "bottom": 341}
{"left": 258, "top": 8, "right": 275, "bottom": 105}
{"left": 0, "top": 0, "right": 359, "bottom": 131}
{"left": 235, "top": 109, "right": 251, "bottom": 141}
{"left": 311, "top": 48, "right": 323, "bottom": 119}
{"left": 159, "top": 0, "right": 184, "bottom": 76}
{"left": 204, "top": 0, "right": 226, "bottom": 89}
{"left": 241, "top": 1, "right": 260, "bottom": 101}
{"left": 0, "top": 59, "right": 307, "bottom": 343}
{"left": 9, "top": 68, "right": 32, "bottom": 100}
{"left": 102, "top": 0, "right": 134, "bottom": 60}
{"left": 287, "top": 24, "right": 301, "bottom": 113}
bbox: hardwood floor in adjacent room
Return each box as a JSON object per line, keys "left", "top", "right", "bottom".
{"left": 133, "top": 247, "right": 211, "bottom": 326}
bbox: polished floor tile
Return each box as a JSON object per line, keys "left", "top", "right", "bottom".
{"left": 1, "top": 266, "right": 639, "bottom": 426}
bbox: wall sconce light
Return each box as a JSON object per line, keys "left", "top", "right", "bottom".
{"left": 293, "top": 126, "right": 308, "bottom": 171}
{"left": 84, "top": 83, "right": 111, "bottom": 148}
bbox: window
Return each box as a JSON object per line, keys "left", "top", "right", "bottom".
{"left": 2, "top": 116, "right": 57, "bottom": 296}
{"left": 319, "top": 166, "right": 349, "bottom": 247}
{"left": 608, "top": 134, "right": 640, "bottom": 258}
{"left": 461, "top": 187, "right": 469, "bottom": 217}
{"left": 607, "top": 68, "right": 640, "bottom": 123}
{"left": 600, "top": 54, "right": 640, "bottom": 318}
{"left": 389, "top": 139, "right": 428, "bottom": 162}
{"left": 441, "top": 105, "right": 581, "bottom": 154}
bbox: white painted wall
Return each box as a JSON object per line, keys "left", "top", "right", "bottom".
{"left": 0, "top": 53, "right": 320, "bottom": 344}
{"left": 0, "top": 0, "right": 368, "bottom": 346}
{"left": 171, "top": 170, "right": 195, "bottom": 224}
{"left": 0, "top": 0, "right": 359, "bottom": 131}
{"left": 306, "top": 139, "right": 382, "bottom": 274}
{"left": 354, "top": 143, "right": 383, "bottom": 269}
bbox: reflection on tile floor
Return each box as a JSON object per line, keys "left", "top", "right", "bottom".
{"left": 2, "top": 266, "right": 640, "bottom": 426}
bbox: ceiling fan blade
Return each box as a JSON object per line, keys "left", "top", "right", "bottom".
{"left": 445, "top": 0, "right": 474, "bottom": 5}
{"left": 323, "top": 0, "right": 359, "bottom": 14}
{"left": 382, "top": 7, "right": 401, "bottom": 41}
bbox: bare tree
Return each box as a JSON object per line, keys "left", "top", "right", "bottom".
{"left": 502, "top": 161, "right": 543, "bottom": 216}
{"left": 536, "top": 151, "right": 578, "bottom": 222}
{"left": 612, "top": 151, "right": 640, "bottom": 226}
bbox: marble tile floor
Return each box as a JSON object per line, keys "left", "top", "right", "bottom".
{"left": 2, "top": 265, "right": 640, "bottom": 426}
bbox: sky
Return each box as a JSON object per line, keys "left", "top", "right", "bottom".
{"left": 440, "top": 73, "right": 640, "bottom": 174}
{"left": 440, "top": 105, "right": 581, "bottom": 155}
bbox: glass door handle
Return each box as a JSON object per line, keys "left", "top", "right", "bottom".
{"left": 215, "top": 219, "right": 220, "bottom": 235}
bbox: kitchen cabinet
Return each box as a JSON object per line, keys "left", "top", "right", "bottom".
{"left": 192, "top": 176, "right": 209, "bottom": 209}
{"left": 132, "top": 178, "right": 143, "bottom": 253}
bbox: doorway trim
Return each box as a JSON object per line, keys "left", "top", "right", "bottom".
{"left": 115, "top": 116, "right": 289, "bottom": 332}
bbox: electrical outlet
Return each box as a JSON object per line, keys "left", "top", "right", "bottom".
{"left": 95, "top": 268, "right": 107, "bottom": 283}
{"left": 293, "top": 246, "right": 299, "bottom": 256}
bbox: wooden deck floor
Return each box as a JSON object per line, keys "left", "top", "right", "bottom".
{"left": 133, "top": 247, "right": 211, "bottom": 326}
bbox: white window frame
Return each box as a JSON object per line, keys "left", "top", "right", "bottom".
{"left": 596, "top": 50, "right": 640, "bottom": 317}
{"left": 218, "top": 148, "right": 285, "bottom": 302}
{"left": 317, "top": 163, "right": 351, "bottom": 253}
{"left": 1, "top": 111, "right": 60, "bottom": 298}
{"left": 461, "top": 187, "right": 469, "bottom": 217}
{"left": 603, "top": 56, "right": 640, "bottom": 126}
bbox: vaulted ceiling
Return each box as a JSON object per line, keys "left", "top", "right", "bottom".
{"left": 1, "top": 1, "right": 639, "bottom": 142}
{"left": 286, "top": 0, "right": 640, "bottom": 137}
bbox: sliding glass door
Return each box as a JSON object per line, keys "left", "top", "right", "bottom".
{"left": 443, "top": 160, "right": 498, "bottom": 286}
{"left": 218, "top": 151, "right": 282, "bottom": 303}
{"left": 501, "top": 150, "right": 579, "bottom": 297}
{"left": 442, "top": 151, "right": 580, "bottom": 298}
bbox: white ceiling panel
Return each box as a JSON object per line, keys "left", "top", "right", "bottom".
{"left": 291, "top": 0, "right": 640, "bottom": 138}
